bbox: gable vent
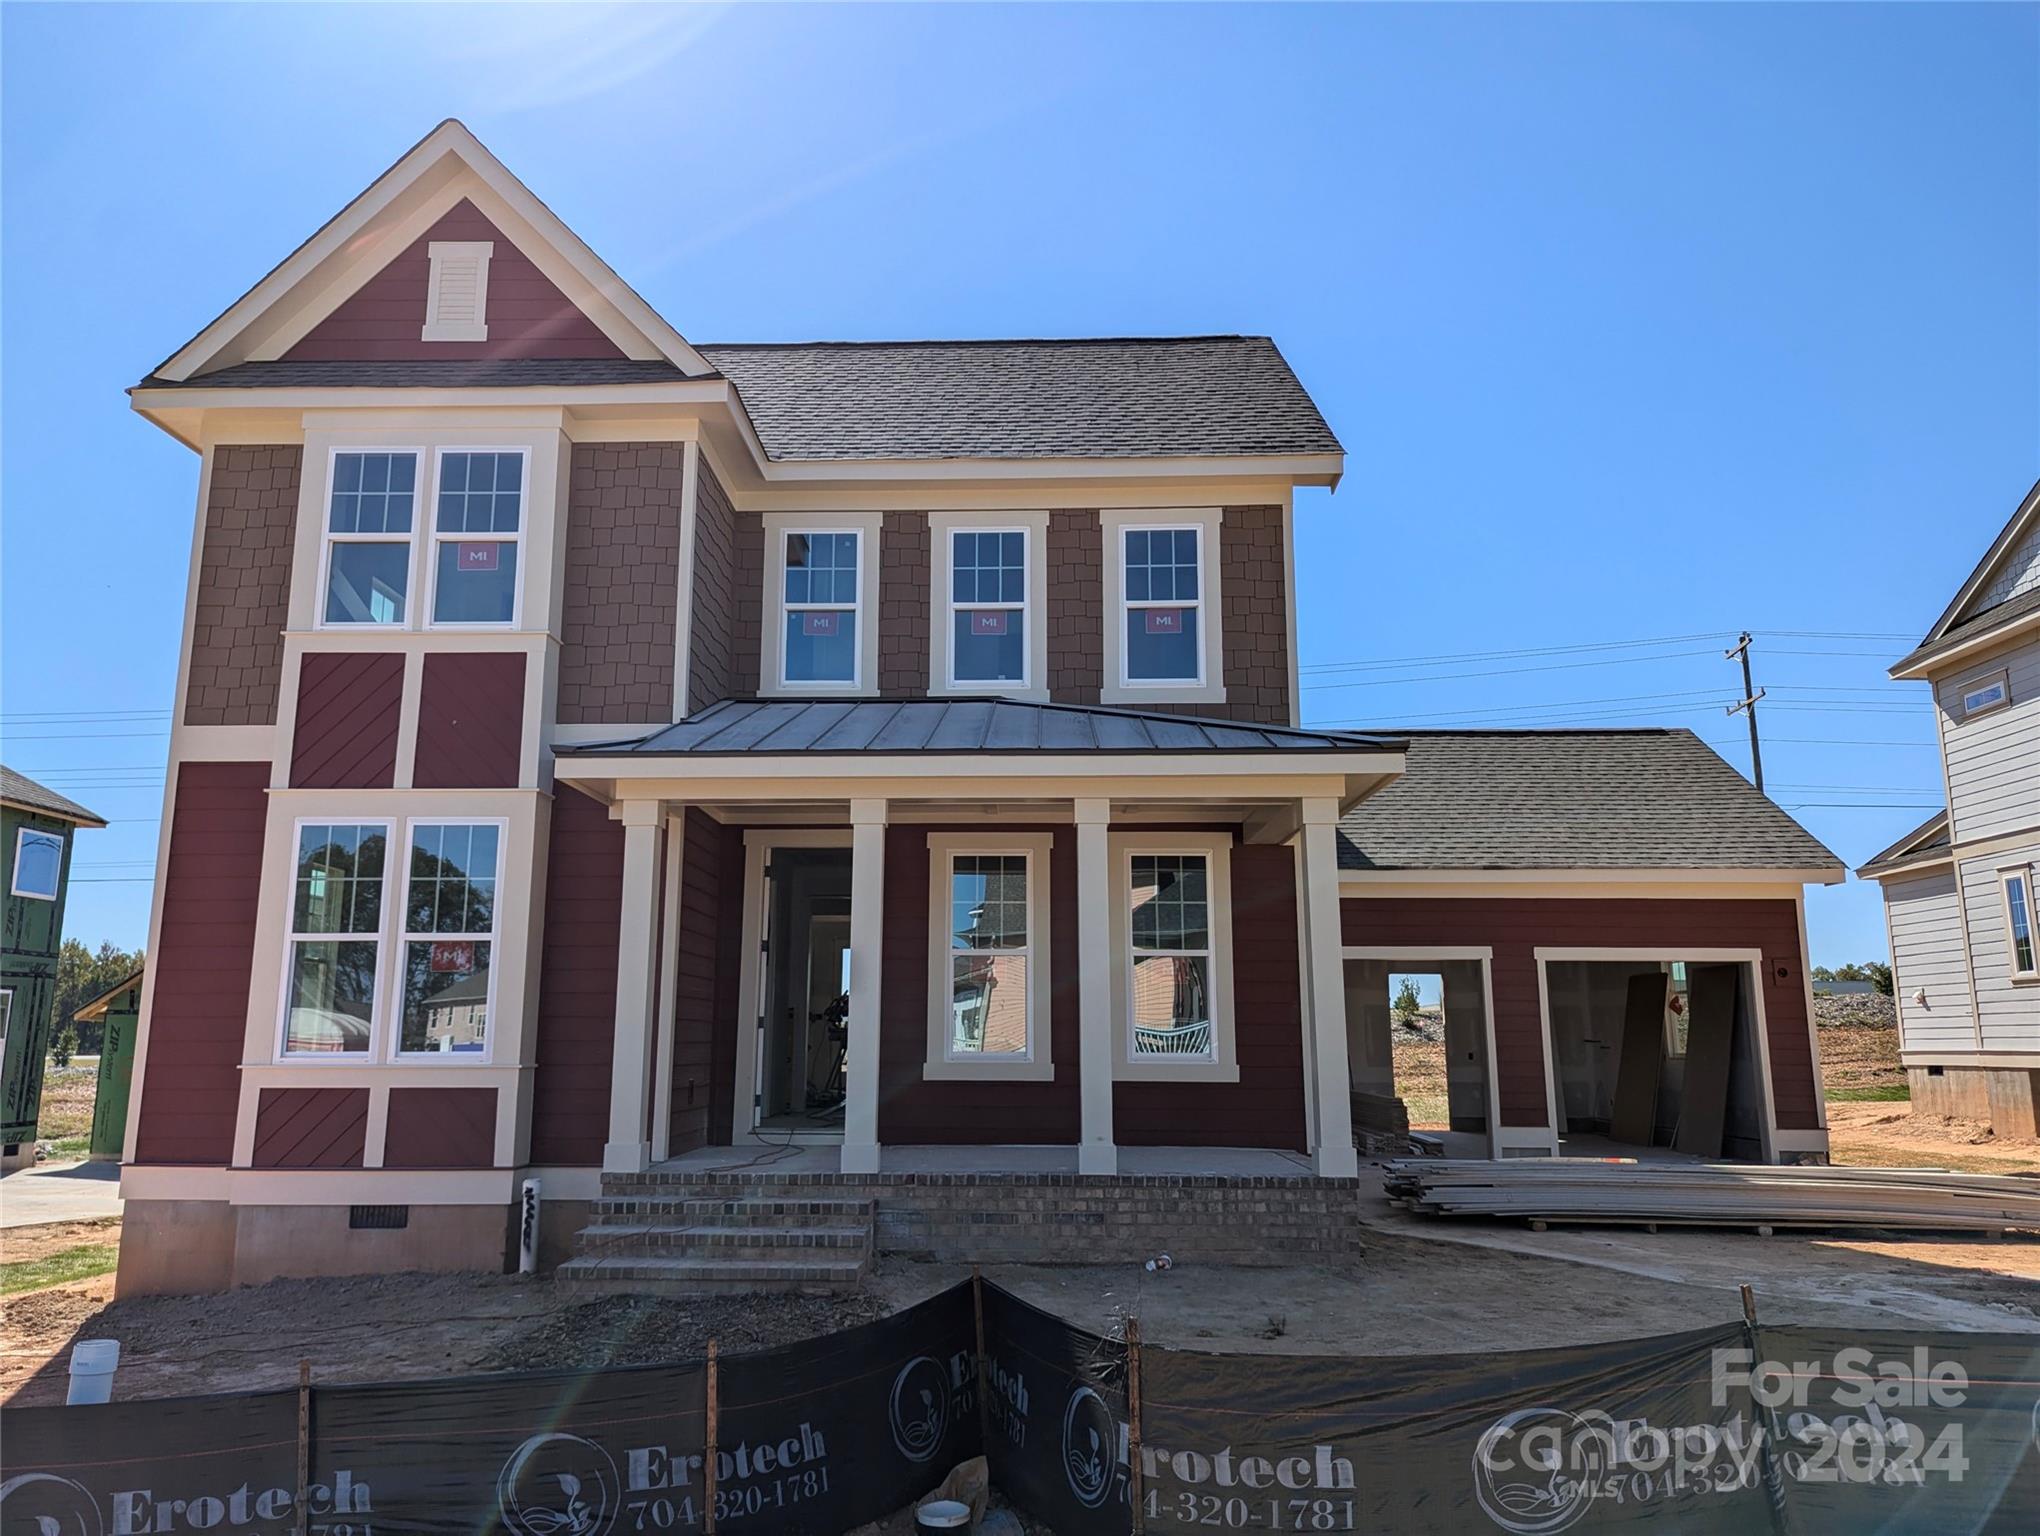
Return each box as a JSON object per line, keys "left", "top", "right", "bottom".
{"left": 422, "top": 240, "right": 492, "bottom": 342}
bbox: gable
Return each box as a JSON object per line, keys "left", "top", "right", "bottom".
{"left": 1957, "top": 513, "right": 2040, "bottom": 622}
{"left": 149, "top": 120, "right": 708, "bottom": 382}
{"left": 283, "top": 199, "right": 624, "bottom": 363}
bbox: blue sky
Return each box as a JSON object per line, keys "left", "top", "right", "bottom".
{"left": 3, "top": 3, "right": 2035, "bottom": 962}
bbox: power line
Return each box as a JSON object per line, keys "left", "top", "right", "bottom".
{"left": 1299, "top": 631, "right": 1733, "bottom": 675}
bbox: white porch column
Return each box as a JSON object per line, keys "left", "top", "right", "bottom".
{"left": 842, "top": 798, "right": 888, "bottom": 1173}
{"left": 1075, "top": 798, "right": 1117, "bottom": 1175}
{"left": 605, "top": 800, "right": 665, "bottom": 1174}
{"left": 1298, "top": 797, "right": 1359, "bottom": 1177}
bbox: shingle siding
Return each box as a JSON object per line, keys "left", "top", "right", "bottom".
{"left": 879, "top": 512, "right": 931, "bottom": 697}
{"left": 1047, "top": 510, "right": 1104, "bottom": 703}
{"left": 557, "top": 443, "right": 683, "bottom": 724}
{"left": 185, "top": 445, "right": 300, "bottom": 727}
{"left": 686, "top": 453, "right": 739, "bottom": 711}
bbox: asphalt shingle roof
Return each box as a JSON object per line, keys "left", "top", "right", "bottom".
{"left": 695, "top": 336, "right": 1340, "bottom": 462}
{"left": 1890, "top": 584, "right": 2040, "bottom": 672}
{"left": 1337, "top": 730, "right": 1840, "bottom": 872}
{"left": 0, "top": 765, "right": 107, "bottom": 828}
{"left": 574, "top": 698, "right": 1398, "bottom": 757}
{"left": 1857, "top": 809, "right": 1952, "bottom": 877}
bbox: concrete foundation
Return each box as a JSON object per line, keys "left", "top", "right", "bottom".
{"left": 1907, "top": 1065, "right": 2040, "bottom": 1138}
{"left": 117, "top": 1198, "right": 519, "bottom": 1297}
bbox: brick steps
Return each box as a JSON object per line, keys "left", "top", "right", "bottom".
{"left": 560, "top": 1192, "right": 875, "bottom": 1295}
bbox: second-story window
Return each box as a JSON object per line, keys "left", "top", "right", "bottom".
{"left": 1121, "top": 526, "right": 1204, "bottom": 684}
{"left": 323, "top": 452, "right": 417, "bottom": 626}
{"left": 431, "top": 451, "right": 523, "bottom": 626}
{"left": 949, "top": 529, "right": 1028, "bottom": 687}
{"left": 782, "top": 530, "right": 861, "bottom": 686}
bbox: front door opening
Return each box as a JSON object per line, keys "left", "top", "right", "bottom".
{"left": 1343, "top": 958, "right": 1493, "bottom": 1157}
{"left": 757, "top": 847, "right": 853, "bottom": 1137}
{"left": 1544, "top": 959, "right": 1767, "bottom": 1161}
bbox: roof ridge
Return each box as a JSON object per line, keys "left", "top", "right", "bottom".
{"left": 695, "top": 334, "right": 1269, "bottom": 351}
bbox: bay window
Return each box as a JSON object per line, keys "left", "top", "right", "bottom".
{"left": 398, "top": 821, "right": 502, "bottom": 1055}
{"left": 925, "top": 833, "right": 1053, "bottom": 1079}
{"left": 281, "top": 822, "right": 388, "bottom": 1056}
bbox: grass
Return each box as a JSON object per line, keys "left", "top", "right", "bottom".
{"left": 0, "top": 1243, "right": 119, "bottom": 1297}
{"left": 38, "top": 1135, "right": 91, "bottom": 1158}
{"left": 1826, "top": 1083, "right": 1912, "bottom": 1103}
{"left": 36, "top": 1063, "right": 98, "bottom": 1142}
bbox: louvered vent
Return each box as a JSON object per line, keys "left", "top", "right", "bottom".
{"left": 422, "top": 240, "right": 492, "bottom": 342}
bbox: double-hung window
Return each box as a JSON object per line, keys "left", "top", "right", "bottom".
{"left": 925, "top": 834, "right": 1052, "bottom": 1079}
{"left": 282, "top": 822, "right": 388, "bottom": 1056}
{"left": 323, "top": 452, "right": 418, "bottom": 625}
{"left": 1122, "top": 527, "right": 1204, "bottom": 684}
{"left": 2003, "top": 866, "right": 2038, "bottom": 981}
{"left": 430, "top": 450, "right": 524, "bottom": 625}
{"left": 949, "top": 529, "right": 1028, "bottom": 687}
{"left": 398, "top": 822, "right": 501, "bottom": 1055}
{"left": 1128, "top": 854, "right": 1216, "bottom": 1060}
{"left": 781, "top": 529, "right": 862, "bottom": 686}
{"left": 11, "top": 827, "right": 63, "bottom": 900}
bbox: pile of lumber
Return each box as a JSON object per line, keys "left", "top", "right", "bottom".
{"left": 1382, "top": 1158, "right": 2040, "bottom": 1234}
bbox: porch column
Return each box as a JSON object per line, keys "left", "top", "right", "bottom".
{"left": 605, "top": 800, "right": 665, "bottom": 1174}
{"left": 1075, "top": 798, "right": 1117, "bottom": 1175}
{"left": 1298, "top": 797, "right": 1359, "bottom": 1177}
{"left": 842, "top": 798, "right": 888, "bottom": 1174}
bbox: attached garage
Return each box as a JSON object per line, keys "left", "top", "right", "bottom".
{"left": 1337, "top": 730, "right": 1847, "bottom": 1163}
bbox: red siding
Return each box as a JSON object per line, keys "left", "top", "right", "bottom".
{"left": 251, "top": 1087, "right": 368, "bottom": 1169}
{"left": 284, "top": 200, "right": 626, "bottom": 362}
{"left": 877, "top": 826, "right": 1083, "bottom": 1145}
{"left": 290, "top": 651, "right": 404, "bottom": 789}
{"left": 132, "top": 762, "right": 270, "bottom": 1165}
{"left": 383, "top": 1087, "right": 497, "bottom": 1168}
{"left": 1339, "top": 897, "right": 1820, "bottom": 1131}
{"left": 672, "top": 809, "right": 740, "bottom": 1154}
{"left": 529, "top": 785, "right": 624, "bottom": 1165}
{"left": 413, "top": 651, "right": 525, "bottom": 788}
{"left": 1114, "top": 843, "right": 1309, "bottom": 1151}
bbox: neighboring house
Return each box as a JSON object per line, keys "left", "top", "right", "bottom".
{"left": 116, "top": 122, "right": 1843, "bottom": 1294}
{"left": 0, "top": 766, "right": 106, "bottom": 1168}
{"left": 76, "top": 968, "right": 145, "bottom": 1161}
{"left": 1860, "top": 478, "right": 2040, "bottom": 1136}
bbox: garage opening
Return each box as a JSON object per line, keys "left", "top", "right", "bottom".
{"left": 1343, "top": 957, "right": 1493, "bottom": 1157}
{"left": 1543, "top": 959, "right": 1767, "bottom": 1161}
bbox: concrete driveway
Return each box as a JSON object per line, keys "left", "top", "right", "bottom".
{"left": 0, "top": 1159, "right": 123, "bottom": 1228}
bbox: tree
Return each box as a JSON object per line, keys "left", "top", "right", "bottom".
{"left": 1392, "top": 976, "right": 1423, "bottom": 1025}
{"left": 49, "top": 939, "right": 145, "bottom": 1055}
{"left": 1811, "top": 960, "right": 1893, "bottom": 996}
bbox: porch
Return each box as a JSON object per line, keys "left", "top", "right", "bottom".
{"left": 553, "top": 696, "right": 1407, "bottom": 1188}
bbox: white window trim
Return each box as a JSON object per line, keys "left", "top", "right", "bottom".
{"left": 1099, "top": 506, "right": 1226, "bottom": 706}
{"left": 317, "top": 446, "right": 425, "bottom": 631}
{"left": 928, "top": 510, "right": 1050, "bottom": 700}
{"left": 760, "top": 511, "right": 882, "bottom": 697}
{"left": 2000, "top": 864, "right": 2039, "bottom": 982}
{"left": 389, "top": 817, "right": 508, "bottom": 1063}
{"left": 1957, "top": 667, "right": 2011, "bottom": 721}
{"left": 421, "top": 240, "right": 493, "bottom": 343}
{"left": 1108, "top": 831, "right": 1238, "bottom": 1082}
{"left": 423, "top": 447, "right": 529, "bottom": 632}
{"left": 923, "top": 832, "right": 1055, "bottom": 1081}
{"left": 10, "top": 826, "right": 63, "bottom": 901}
{"left": 275, "top": 817, "right": 396, "bottom": 1062}
{"left": 315, "top": 446, "right": 531, "bottom": 632}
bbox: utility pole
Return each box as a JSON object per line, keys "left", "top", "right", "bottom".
{"left": 1725, "top": 631, "right": 1766, "bottom": 794}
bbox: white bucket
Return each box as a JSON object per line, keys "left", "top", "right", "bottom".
{"left": 68, "top": 1339, "right": 119, "bottom": 1405}
{"left": 915, "top": 1499, "right": 972, "bottom": 1532}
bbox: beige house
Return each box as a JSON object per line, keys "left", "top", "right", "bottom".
{"left": 1860, "top": 478, "right": 2040, "bottom": 1135}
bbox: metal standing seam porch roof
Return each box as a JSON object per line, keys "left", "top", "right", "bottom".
{"left": 571, "top": 697, "right": 1403, "bottom": 758}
